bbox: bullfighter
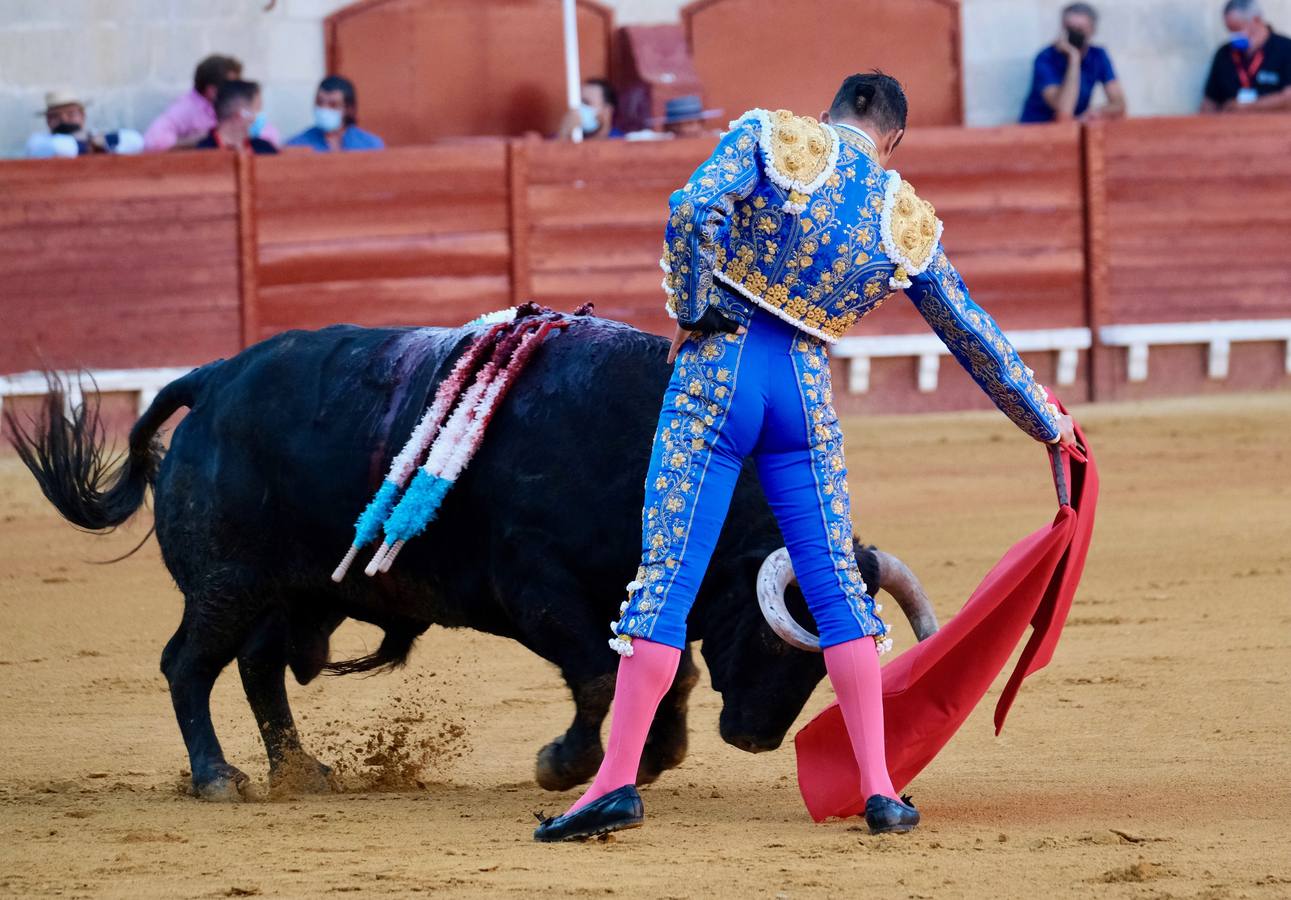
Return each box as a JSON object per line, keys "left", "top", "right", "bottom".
{"left": 534, "top": 72, "right": 1077, "bottom": 842}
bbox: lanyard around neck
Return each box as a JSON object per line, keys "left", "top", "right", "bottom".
{"left": 1233, "top": 49, "right": 1265, "bottom": 88}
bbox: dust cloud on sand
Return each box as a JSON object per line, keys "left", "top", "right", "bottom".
{"left": 1, "top": 393, "right": 1288, "bottom": 898}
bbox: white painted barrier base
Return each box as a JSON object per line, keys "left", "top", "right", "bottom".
{"left": 1099, "top": 320, "right": 1291, "bottom": 382}
{"left": 834, "top": 328, "right": 1092, "bottom": 394}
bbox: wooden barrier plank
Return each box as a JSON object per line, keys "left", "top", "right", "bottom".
{"left": 1099, "top": 114, "right": 1291, "bottom": 329}
{"left": 0, "top": 153, "right": 242, "bottom": 374}
{"left": 251, "top": 144, "right": 513, "bottom": 337}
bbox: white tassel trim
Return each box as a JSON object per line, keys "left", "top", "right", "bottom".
{"left": 879, "top": 171, "right": 943, "bottom": 289}
{"left": 713, "top": 270, "right": 837, "bottom": 344}
{"left": 608, "top": 636, "right": 635, "bottom": 657}
{"left": 469, "top": 307, "right": 520, "bottom": 326}
{"left": 875, "top": 636, "right": 894, "bottom": 656}
{"left": 732, "top": 109, "right": 840, "bottom": 214}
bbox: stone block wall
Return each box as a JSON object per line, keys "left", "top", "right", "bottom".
{"left": 2, "top": 0, "right": 1289, "bottom": 157}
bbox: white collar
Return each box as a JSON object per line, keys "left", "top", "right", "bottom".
{"left": 833, "top": 122, "right": 878, "bottom": 150}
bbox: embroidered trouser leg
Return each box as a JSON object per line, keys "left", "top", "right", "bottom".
{"left": 614, "top": 308, "right": 887, "bottom": 651}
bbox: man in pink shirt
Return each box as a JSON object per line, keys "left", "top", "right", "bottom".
{"left": 144, "top": 54, "right": 280, "bottom": 151}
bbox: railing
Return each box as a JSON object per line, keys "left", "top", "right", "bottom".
{"left": 3, "top": 115, "right": 1290, "bottom": 409}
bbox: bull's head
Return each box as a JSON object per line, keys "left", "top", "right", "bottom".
{"left": 698, "top": 544, "right": 938, "bottom": 753}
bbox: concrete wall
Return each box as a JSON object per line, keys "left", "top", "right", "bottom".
{"left": 962, "top": 0, "right": 1291, "bottom": 126}
{"left": 3, "top": 0, "right": 1290, "bottom": 157}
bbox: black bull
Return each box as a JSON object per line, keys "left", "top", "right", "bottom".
{"left": 9, "top": 317, "right": 935, "bottom": 801}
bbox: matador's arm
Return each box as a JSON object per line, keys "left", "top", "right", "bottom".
{"left": 906, "top": 248, "right": 1061, "bottom": 442}
{"left": 660, "top": 121, "right": 761, "bottom": 327}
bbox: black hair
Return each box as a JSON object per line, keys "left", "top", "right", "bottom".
{"left": 194, "top": 54, "right": 242, "bottom": 95}
{"left": 828, "top": 71, "right": 908, "bottom": 134}
{"left": 318, "top": 74, "right": 358, "bottom": 125}
{"left": 214, "top": 79, "right": 260, "bottom": 121}
{"left": 1223, "top": 0, "right": 1262, "bottom": 16}
{"left": 584, "top": 78, "right": 617, "bottom": 109}
{"left": 1062, "top": 2, "right": 1099, "bottom": 23}
{"left": 318, "top": 75, "right": 357, "bottom": 107}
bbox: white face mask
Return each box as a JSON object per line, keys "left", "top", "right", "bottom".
{"left": 578, "top": 103, "right": 601, "bottom": 134}
{"left": 314, "top": 105, "right": 344, "bottom": 133}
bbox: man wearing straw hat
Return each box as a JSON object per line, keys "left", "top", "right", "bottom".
{"left": 25, "top": 91, "right": 143, "bottom": 158}
{"left": 534, "top": 71, "right": 1075, "bottom": 842}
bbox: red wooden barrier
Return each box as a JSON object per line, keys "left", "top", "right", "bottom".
{"left": 515, "top": 136, "right": 713, "bottom": 329}
{"left": 0, "top": 153, "right": 243, "bottom": 374}
{"left": 251, "top": 144, "right": 513, "bottom": 339}
{"left": 864, "top": 122, "right": 1087, "bottom": 335}
{"left": 1087, "top": 114, "right": 1291, "bottom": 399}
{"left": 325, "top": 0, "right": 614, "bottom": 144}
{"left": 682, "top": 0, "right": 963, "bottom": 128}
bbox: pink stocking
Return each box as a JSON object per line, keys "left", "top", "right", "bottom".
{"left": 823, "top": 637, "right": 898, "bottom": 801}
{"left": 566, "top": 638, "right": 681, "bottom": 814}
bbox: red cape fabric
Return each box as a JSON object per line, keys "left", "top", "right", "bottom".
{"left": 795, "top": 408, "right": 1098, "bottom": 822}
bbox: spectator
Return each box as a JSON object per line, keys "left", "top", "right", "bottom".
{"left": 1020, "top": 3, "right": 1126, "bottom": 123}
{"left": 1202, "top": 0, "right": 1291, "bottom": 113}
{"left": 653, "top": 95, "right": 723, "bottom": 138}
{"left": 144, "top": 54, "right": 280, "bottom": 151}
{"left": 557, "top": 79, "right": 624, "bottom": 140}
{"left": 286, "top": 76, "right": 384, "bottom": 152}
{"left": 194, "top": 81, "right": 278, "bottom": 155}
{"left": 25, "top": 90, "right": 143, "bottom": 158}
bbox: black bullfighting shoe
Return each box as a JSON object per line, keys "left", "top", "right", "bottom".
{"left": 864, "top": 794, "right": 920, "bottom": 835}
{"left": 533, "top": 785, "right": 645, "bottom": 842}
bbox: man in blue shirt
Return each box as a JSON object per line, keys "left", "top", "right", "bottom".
{"left": 287, "top": 76, "right": 385, "bottom": 152}
{"left": 1020, "top": 3, "right": 1127, "bottom": 123}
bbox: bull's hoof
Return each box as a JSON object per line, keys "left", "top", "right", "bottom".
{"left": 193, "top": 763, "right": 251, "bottom": 802}
{"left": 535, "top": 739, "right": 601, "bottom": 792}
{"left": 270, "top": 752, "right": 338, "bottom": 797}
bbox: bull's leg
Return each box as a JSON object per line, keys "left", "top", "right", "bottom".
{"left": 160, "top": 610, "right": 250, "bottom": 802}
{"left": 536, "top": 672, "right": 615, "bottom": 791}
{"left": 237, "top": 612, "right": 334, "bottom": 795}
{"left": 637, "top": 643, "right": 700, "bottom": 784}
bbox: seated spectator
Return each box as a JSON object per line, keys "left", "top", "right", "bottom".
{"left": 1202, "top": 0, "right": 1291, "bottom": 113}
{"left": 1020, "top": 3, "right": 1126, "bottom": 123}
{"left": 557, "top": 79, "right": 624, "bottom": 141}
{"left": 653, "top": 95, "right": 723, "bottom": 138}
{"left": 195, "top": 81, "right": 278, "bottom": 155}
{"left": 25, "top": 90, "right": 143, "bottom": 158}
{"left": 286, "top": 76, "right": 384, "bottom": 152}
{"left": 144, "top": 54, "right": 280, "bottom": 151}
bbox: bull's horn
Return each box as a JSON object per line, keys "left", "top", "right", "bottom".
{"left": 756, "top": 548, "right": 822, "bottom": 652}
{"left": 756, "top": 547, "right": 940, "bottom": 652}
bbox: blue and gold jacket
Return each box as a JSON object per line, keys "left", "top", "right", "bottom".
{"left": 660, "top": 108, "right": 1061, "bottom": 442}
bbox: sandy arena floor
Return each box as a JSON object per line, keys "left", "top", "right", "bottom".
{"left": 1, "top": 392, "right": 1288, "bottom": 899}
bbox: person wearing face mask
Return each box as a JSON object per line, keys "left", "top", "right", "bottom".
{"left": 194, "top": 81, "right": 278, "bottom": 155}
{"left": 145, "top": 55, "right": 281, "bottom": 152}
{"left": 532, "top": 71, "right": 1075, "bottom": 844}
{"left": 1202, "top": 0, "right": 1291, "bottom": 113}
{"left": 1020, "top": 2, "right": 1126, "bottom": 123}
{"left": 286, "top": 76, "right": 385, "bottom": 152}
{"left": 557, "top": 78, "right": 624, "bottom": 141}
{"left": 25, "top": 91, "right": 144, "bottom": 158}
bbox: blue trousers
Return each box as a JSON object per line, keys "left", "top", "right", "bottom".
{"left": 614, "top": 307, "right": 887, "bottom": 650}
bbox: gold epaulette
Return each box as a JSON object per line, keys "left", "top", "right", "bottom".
{"left": 736, "top": 108, "right": 839, "bottom": 213}
{"left": 880, "top": 174, "right": 943, "bottom": 288}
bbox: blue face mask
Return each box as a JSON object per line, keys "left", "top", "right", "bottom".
{"left": 579, "top": 103, "right": 601, "bottom": 135}
{"left": 1230, "top": 30, "right": 1251, "bottom": 51}
{"left": 314, "top": 105, "right": 344, "bottom": 133}
{"left": 248, "top": 111, "right": 267, "bottom": 139}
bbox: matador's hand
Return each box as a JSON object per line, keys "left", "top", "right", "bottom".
{"left": 1053, "top": 414, "right": 1077, "bottom": 447}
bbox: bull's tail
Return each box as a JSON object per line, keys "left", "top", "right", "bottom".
{"left": 322, "top": 622, "right": 422, "bottom": 677}
{"left": 4, "top": 366, "right": 213, "bottom": 533}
